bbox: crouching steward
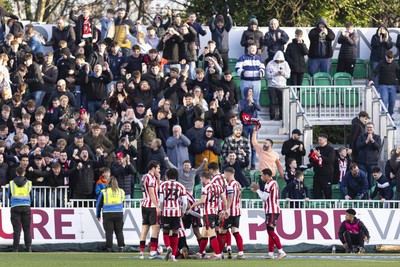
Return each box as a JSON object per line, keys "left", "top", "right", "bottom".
{"left": 338, "top": 208, "right": 370, "bottom": 253}
{"left": 96, "top": 176, "right": 125, "bottom": 252}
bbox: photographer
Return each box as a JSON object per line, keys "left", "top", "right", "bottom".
{"left": 369, "top": 25, "right": 393, "bottom": 86}
{"left": 337, "top": 23, "right": 359, "bottom": 75}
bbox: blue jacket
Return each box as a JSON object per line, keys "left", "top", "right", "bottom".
{"left": 370, "top": 174, "right": 394, "bottom": 200}
{"left": 264, "top": 28, "right": 289, "bottom": 60}
{"left": 281, "top": 179, "right": 309, "bottom": 199}
{"left": 166, "top": 134, "right": 191, "bottom": 168}
{"left": 340, "top": 170, "right": 369, "bottom": 198}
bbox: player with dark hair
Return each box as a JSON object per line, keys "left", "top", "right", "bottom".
{"left": 139, "top": 160, "right": 161, "bottom": 259}
{"left": 190, "top": 171, "right": 227, "bottom": 259}
{"left": 338, "top": 208, "right": 370, "bottom": 253}
{"left": 159, "top": 168, "right": 187, "bottom": 262}
{"left": 251, "top": 168, "right": 286, "bottom": 259}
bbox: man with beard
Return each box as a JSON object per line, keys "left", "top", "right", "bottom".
{"left": 281, "top": 129, "right": 306, "bottom": 169}
{"left": 252, "top": 128, "right": 284, "bottom": 188}
{"left": 221, "top": 124, "right": 250, "bottom": 166}
{"left": 348, "top": 111, "right": 369, "bottom": 163}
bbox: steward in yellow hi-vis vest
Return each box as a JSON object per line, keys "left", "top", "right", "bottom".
{"left": 96, "top": 176, "right": 125, "bottom": 252}
{"left": 8, "top": 167, "right": 33, "bottom": 252}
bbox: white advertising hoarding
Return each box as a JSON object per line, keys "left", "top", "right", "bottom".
{"left": 1, "top": 208, "right": 399, "bottom": 246}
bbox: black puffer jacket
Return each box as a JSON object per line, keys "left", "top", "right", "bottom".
{"left": 240, "top": 27, "right": 264, "bottom": 52}
{"left": 110, "top": 162, "right": 136, "bottom": 195}
{"left": 338, "top": 30, "right": 359, "bottom": 60}
{"left": 308, "top": 18, "right": 335, "bottom": 59}
{"left": 285, "top": 39, "right": 309, "bottom": 73}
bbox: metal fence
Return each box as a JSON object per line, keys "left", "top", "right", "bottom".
{"left": 2, "top": 186, "right": 398, "bottom": 209}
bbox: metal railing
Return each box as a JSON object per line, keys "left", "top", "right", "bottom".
{"left": 3, "top": 186, "right": 398, "bottom": 209}
{"left": 282, "top": 85, "right": 396, "bottom": 161}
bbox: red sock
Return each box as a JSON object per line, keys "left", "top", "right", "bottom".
{"left": 210, "top": 236, "right": 220, "bottom": 255}
{"left": 140, "top": 241, "right": 146, "bottom": 253}
{"left": 218, "top": 233, "right": 226, "bottom": 253}
{"left": 199, "top": 238, "right": 208, "bottom": 253}
{"left": 150, "top": 237, "right": 157, "bottom": 252}
{"left": 271, "top": 231, "right": 282, "bottom": 249}
{"left": 163, "top": 233, "right": 171, "bottom": 248}
{"left": 267, "top": 230, "right": 275, "bottom": 252}
{"left": 170, "top": 235, "right": 178, "bottom": 256}
{"left": 226, "top": 230, "right": 232, "bottom": 246}
{"left": 233, "top": 232, "right": 244, "bottom": 252}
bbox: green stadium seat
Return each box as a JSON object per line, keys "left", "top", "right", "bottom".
{"left": 194, "top": 184, "right": 202, "bottom": 199}
{"left": 228, "top": 58, "right": 238, "bottom": 73}
{"left": 353, "top": 59, "right": 368, "bottom": 79}
{"left": 313, "top": 72, "right": 332, "bottom": 86}
{"left": 330, "top": 58, "right": 338, "bottom": 77}
{"left": 313, "top": 72, "right": 338, "bottom": 106}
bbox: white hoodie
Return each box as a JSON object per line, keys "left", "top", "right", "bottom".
{"left": 266, "top": 51, "right": 291, "bottom": 88}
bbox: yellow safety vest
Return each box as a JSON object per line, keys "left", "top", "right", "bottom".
{"left": 102, "top": 188, "right": 125, "bottom": 205}
{"left": 10, "top": 180, "right": 32, "bottom": 197}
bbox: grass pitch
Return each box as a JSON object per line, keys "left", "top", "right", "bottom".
{"left": 0, "top": 253, "right": 399, "bottom": 267}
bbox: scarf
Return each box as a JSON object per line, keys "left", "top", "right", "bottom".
{"left": 82, "top": 16, "right": 92, "bottom": 39}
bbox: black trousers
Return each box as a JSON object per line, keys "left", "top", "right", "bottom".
{"left": 336, "top": 59, "right": 356, "bottom": 76}
{"left": 103, "top": 212, "right": 125, "bottom": 249}
{"left": 313, "top": 175, "right": 332, "bottom": 199}
{"left": 268, "top": 87, "right": 283, "bottom": 120}
{"left": 289, "top": 72, "right": 304, "bottom": 86}
{"left": 220, "top": 52, "right": 229, "bottom": 72}
{"left": 342, "top": 230, "right": 365, "bottom": 249}
{"left": 11, "top": 206, "right": 32, "bottom": 250}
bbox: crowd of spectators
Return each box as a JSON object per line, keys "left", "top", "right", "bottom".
{"left": 0, "top": 5, "right": 399, "bottom": 206}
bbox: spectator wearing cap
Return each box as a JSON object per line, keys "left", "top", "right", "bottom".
{"left": 222, "top": 124, "right": 250, "bottom": 165}
{"left": 157, "top": 26, "right": 183, "bottom": 74}
{"left": 338, "top": 208, "right": 370, "bottom": 253}
{"left": 264, "top": 18, "right": 289, "bottom": 64}
{"left": 193, "top": 126, "right": 221, "bottom": 169}
{"left": 45, "top": 16, "right": 76, "bottom": 53}
{"left": 235, "top": 43, "right": 265, "bottom": 104}
{"left": 281, "top": 129, "right": 306, "bottom": 169}
{"left": 348, "top": 111, "right": 369, "bottom": 163}
{"left": 166, "top": 125, "right": 190, "bottom": 168}
{"left": 369, "top": 50, "right": 400, "bottom": 117}
{"left": 84, "top": 123, "right": 115, "bottom": 156}
{"left": 5, "top": 122, "right": 28, "bottom": 149}
{"left": 94, "top": 99, "right": 111, "bottom": 124}
{"left": 66, "top": 132, "right": 95, "bottom": 159}
{"left": 240, "top": 16, "right": 264, "bottom": 55}
{"left": 209, "top": 9, "right": 233, "bottom": 72}
{"left": 110, "top": 152, "right": 136, "bottom": 199}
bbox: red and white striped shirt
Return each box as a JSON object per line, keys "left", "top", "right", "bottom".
{"left": 226, "top": 179, "right": 242, "bottom": 216}
{"left": 211, "top": 173, "right": 226, "bottom": 210}
{"left": 211, "top": 173, "right": 226, "bottom": 190}
{"left": 264, "top": 180, "right": 280, "bottom": 214}
{"left": 141, "top": 173, "right": 159, "bottom": 208}
{"left": 159, "top": 180, "right": 187, "bottom": 217}
{"left": 187, "top": 191, "right": 200, "bottom": 213}
{"left": 202, "top": 182, "right": 223, "bottom": 215}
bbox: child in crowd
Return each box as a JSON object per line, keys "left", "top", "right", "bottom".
{"left": 281, "top": 170, "right": 309, "bottom": 208}
{"left": 334, "top": 147, "right": 351, "bottom": 184}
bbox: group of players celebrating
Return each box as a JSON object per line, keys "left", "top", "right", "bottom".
{"left": 139, "top": 160, "right": 286, "bottom": 261}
